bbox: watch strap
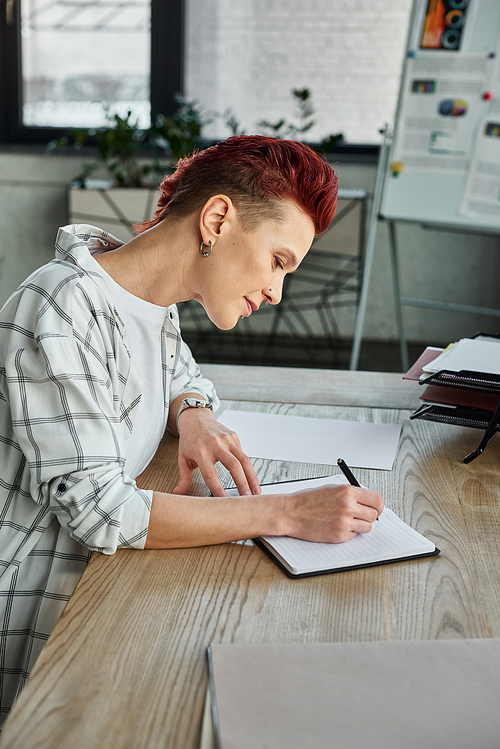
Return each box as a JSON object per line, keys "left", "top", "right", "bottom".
{"left": 176, "top": 398, "right": 213, "bottom": 434}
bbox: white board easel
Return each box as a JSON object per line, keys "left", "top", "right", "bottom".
{"left": 350, "top": 0, "right": 500, "bottom": 370}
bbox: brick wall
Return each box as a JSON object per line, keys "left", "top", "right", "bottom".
{"left": 185, "top": 0, "right": 414, "bottom": 143}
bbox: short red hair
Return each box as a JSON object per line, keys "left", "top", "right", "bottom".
{"left": 136, "top": 135, "right": 338, "bottom": 237}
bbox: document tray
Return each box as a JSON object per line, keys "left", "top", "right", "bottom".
{"left": 420, "top": 369, "right": 500, "bottom": 394}
{"left": 410, "top": 403, "right": 500, "bottom": 431}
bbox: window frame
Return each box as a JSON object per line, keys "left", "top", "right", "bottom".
{"left": 0, "top": 0, "right": 378, "bottom": 157}
{"left": 0, "top": 0, "right": 185, "bottom": 144}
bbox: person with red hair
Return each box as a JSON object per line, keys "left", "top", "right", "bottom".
{"left": 0, "top": 136, "right": 382, "bottom": 721}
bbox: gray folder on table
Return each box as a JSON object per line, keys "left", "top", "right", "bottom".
{"left": 205, "top": 639, "right": 500, "bottom": 749}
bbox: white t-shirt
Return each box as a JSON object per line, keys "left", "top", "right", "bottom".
{"left": 94, "top": 262, "right": 169, "bottom": 478}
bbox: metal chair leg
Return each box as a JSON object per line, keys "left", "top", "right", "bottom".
{"left": 388, "top": 221, "right": 409, "bottom": 372}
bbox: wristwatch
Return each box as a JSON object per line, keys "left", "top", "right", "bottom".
{"left": 176, "top": 397, "right": 213, "bottom": 434}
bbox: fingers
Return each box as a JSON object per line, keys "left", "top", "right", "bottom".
{"left": 177, "top": 415, "right": 261, "bottom": 497}
{"left": 203, "top": 430, "right": 260, "bottom": 495}
{"left": 355, "top": 488, "right": 384, "bottom": 518}
{"left": 240, "top": 453, "right": 261, "bottom": 495}
{"left": 220, "top": 449, "right": 261, "bottom": 496}
{"left": 197, "top": 451, "right": 254, "bottom": 498}
{"left": 172, "top": 461, "right": 195, "bottom": 496}
{"left": 197, "top": 465, "right": 227, "bottom": 498}
{"left": 352, "top": 499, "right": 382, "bottom": 524}
{"left": 175, "top": 454, "right": 228, "bottom": 497}
{"left": 175, "top": 448, "right": 259, "bottom": 498}
{"left": 337, "top": 487, "right": 384, "bottom": 533}
{"left": 325, "top": 507, "right": 375, "bottom": 542}
{"left": 285, "top": 484, "right": 384, "bottom": 545}
{"left": 172, "top": 479, "right": 190, "bottom": 496}
{"left": 350, "top": 517, "right": 377, "bottom": 535}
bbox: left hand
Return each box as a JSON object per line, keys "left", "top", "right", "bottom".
{"left": 172, "top": 407, "right": 261, "bottom": 497}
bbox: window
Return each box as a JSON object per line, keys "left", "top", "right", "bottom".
{"left": 1, "top": 0, "right": 413, "bottom": 147}
{"left": 21, "top": 0, "right": 151, "bottom": 129}
{"left": 0, "top": 0, "right": 183, "bottom": 143}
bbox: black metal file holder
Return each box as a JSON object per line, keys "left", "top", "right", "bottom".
{"left": 417, "top": 372, "right": 500, "bottom": 464}
{"left": 463, "top": 398, "right": 500, "bottom": 463}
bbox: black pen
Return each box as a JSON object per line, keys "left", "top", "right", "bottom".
{"left": 337, "top": 458, "right": 360, "bottom": 487}
{"left": 337, "top": 458, "right": 379, "bottom": 520}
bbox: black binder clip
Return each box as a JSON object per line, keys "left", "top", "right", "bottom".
{"left": 463, "top": 399, "right": 500, "bottom": 463}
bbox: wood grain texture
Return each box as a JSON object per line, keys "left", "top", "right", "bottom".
{"left": 1, "top": 388, "right": 498, "bottom": 749}
{"left": 200, "top": 363, "right": 422, "bottom": 410}
{"left": 449, "top": 428, "right": 500, "bottom": 636}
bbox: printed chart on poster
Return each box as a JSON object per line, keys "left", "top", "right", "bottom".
{"left": 380, "top": 0, "right": 500, "bottom": 231}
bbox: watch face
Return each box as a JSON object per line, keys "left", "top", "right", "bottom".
{"left": 184, "top": 398, "right": 213, "bottom": 410}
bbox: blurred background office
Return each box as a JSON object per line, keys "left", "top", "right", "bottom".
{"left": 1, "top": 0, "right": 498, "bottom": 370}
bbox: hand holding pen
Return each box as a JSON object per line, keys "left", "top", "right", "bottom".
{"left": 337, "top": 458, "right": 379, "bottom": 520}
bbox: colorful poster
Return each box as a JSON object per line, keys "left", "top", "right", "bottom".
{"left": 420, "top": 0, "right": 471, "bottom": 52}
{"left": 390, "top": 54, "right": 490, "bottom": 174}
{"left": 460, "top": 100, "right": 500, "bottom": 221}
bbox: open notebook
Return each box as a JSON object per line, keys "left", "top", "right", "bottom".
{"left": 227, "top": 476, "right": 438, "bottom": 578}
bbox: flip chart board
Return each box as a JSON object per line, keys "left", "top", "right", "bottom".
{"left": 380, "top": 0, "right": 500, "bottom": 231}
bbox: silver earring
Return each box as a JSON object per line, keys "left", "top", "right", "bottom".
{"left": 200, "top": 240, "right": 213, "bottom": 257}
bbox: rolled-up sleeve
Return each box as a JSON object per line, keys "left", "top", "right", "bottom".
{"left": 5, "top": 327, "right": 151, "bottom": 555}
{"left": 50, "top": 467, "right": 151, "bottom": 553}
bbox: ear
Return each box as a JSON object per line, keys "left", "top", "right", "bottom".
{"left": 199, "top": 195, "right": 234, "bottom": 244}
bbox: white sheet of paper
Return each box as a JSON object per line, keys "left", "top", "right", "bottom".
{"left": 218, "top": 410, "right": 401, "bottom": 470}
{"left": 424, "top": 337, "right": 500, "bottom": 375}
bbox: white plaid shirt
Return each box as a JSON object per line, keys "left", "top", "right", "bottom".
{"left": 0, "top": 225, "right": 218, "bottom": 723}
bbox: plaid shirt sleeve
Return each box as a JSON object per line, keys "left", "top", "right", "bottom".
{"left": 1, "top": 264, "right": 152, "bottom": 558}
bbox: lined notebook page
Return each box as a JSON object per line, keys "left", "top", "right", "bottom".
{"left": 227, "top": 476, "right": 435, "bottom": 575}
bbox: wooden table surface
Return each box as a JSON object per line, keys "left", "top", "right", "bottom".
{"left": 1, "top": 366, "right": 499, "bottom": 749}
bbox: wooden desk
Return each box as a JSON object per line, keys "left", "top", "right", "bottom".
{"left": 1, "top": 366, "right": 499, "bottom": 749}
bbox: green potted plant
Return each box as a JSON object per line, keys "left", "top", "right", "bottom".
{"left": 49, "top": 96, "right": 209, "bottom": 239}
{"left": 238, "top": 88, "right": 343, "bottom": 152}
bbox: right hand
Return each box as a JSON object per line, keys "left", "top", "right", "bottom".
{"left": 282, "top": 484, "right": 384, "bottom": 544}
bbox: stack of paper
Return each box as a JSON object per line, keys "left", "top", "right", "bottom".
{"left": 423, "top": 336, "right": 500, "bottom": 376}
{"left": 403, "top": 335, "right": 500, "bottom": 462}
